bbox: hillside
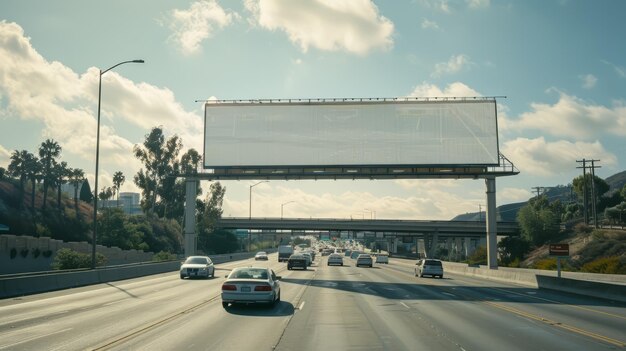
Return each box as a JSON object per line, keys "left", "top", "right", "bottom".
{"left": 0, "top": 180, "right": 93, "bottom": 239}
{"left": 452, "top": 170, "right": 626, "bottom": 222}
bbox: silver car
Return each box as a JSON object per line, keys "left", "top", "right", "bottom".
{"left": 221, "top": 267, "right": 281, "bottom": 308}
{"left": 180, "top": 256, "right": 215, "bottom": 279}
{"left": 415, "top": 259, "right": 444, "bottom": 278}
{"left": 327, "top": 253, "right": 344, "bottom": 266}
{"left": 356, "top": 254, "right": 373, "bottom": 268}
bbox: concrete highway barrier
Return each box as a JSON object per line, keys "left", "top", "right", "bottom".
{"left": 442, "top": 261, "right": 626, "bottom": 303}
{"left": 0, "top": 250, "right": 274, "bottom": 299}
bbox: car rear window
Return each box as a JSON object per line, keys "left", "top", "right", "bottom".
{"left": 230, "top": 268, "right": 268, "bottom": 279}
{"left": 425, "top": 260, "right": 442, "bottom": 267}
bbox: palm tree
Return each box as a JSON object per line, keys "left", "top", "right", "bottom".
{"left": 53, "top": 161, "right": 69, "bottom": 210}
{"left": 8, "top": 150, "right": 30, "bottom": 209}
{"left": 98, "top": 186, "right": 114, "bottom": 208}
{"left": 112, "top": 171, "right": 125, "bottom": 208}
{"left": 38, "top": 139, "right": 62, "bottom": 211}
{"left": 25, "top": 154, "right": 41, "bottom": 212}
{"left": 68, "top": 168, "right": 85, "bottom": 212}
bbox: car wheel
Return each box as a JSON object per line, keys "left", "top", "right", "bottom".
{"left": 370, "top": 264, "right": 373, "bottom": 268}
{"left": 419, "top": 272, "right": 424, "bottom": 278}
{"left": 180, "top": 274, "right": 185, "bottom": 279}
{"left": 222, "top": 302, "right": 229, "bottom": 308}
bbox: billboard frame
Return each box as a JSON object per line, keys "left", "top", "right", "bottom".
{"left": 199, "top": 97, "right": 517, "bottom": 180}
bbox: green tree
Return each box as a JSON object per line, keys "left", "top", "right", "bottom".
{"left": 497, "top": 236, "right": 531, "bottom": 266}
{"left": 38, "top": 139, "right": 62, "bottom": 211}
{"left": 197, "top": 182, "right": 227, "bottom": 253}
{"left": 621, "top": 184, "right": 626, "bottom": 201}
{"left": 97, "top": 208, "right": 145, "bottom": 250}
{"left": 133, "top": 127, "right": 182, "bottom": 215}
{"left": 52, "top": 161, "right": 69, "bottom": 210}
{"left": 517, "top": 195, "right": 562, "bottom": 246}
{"left": 8, "top": 150, "right": 30, "bottom": 209}
{"left": 80, "top": 179, "right": 93, "bottom": 204}
{"left": 25, "top": 152, "right": 41, "bottom": 212}
{"left": 112, "top": 171, "right": 125, "bottom": 208}
{"left": 572, "top": 174, "right": 609, "bottom": 199}
{"left": 68, "top": 168, "right": 85, "bottom": 212}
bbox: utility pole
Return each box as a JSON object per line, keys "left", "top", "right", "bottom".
{"left": 589, "top": 160, "right": 601, "bottom": 228}
{"left": 576, "top": 159, "right": 589, "bottom": 225}
{"left": 531, "top": 187, "right": 545, "bottom": 198}
{"left": 576, "top": 159, "right": 600, "bottom": 226}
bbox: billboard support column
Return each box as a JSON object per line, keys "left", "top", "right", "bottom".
{"left": 184, "top": 178, "right": 197, "bottom": 257}
{"left": 485, "top": 176, "right": 498, "bottom": 269}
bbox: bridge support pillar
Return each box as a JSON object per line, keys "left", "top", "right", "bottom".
{"left": 485, "top": 176, "right": 498, "bottom": 269}
{"left": 446, "top": 238, "right": 453, "bottom": 260}
{"left": 184, "top": 178, "right": 197, "bottom": 257}
{"left": 455, "top": 237, "right": 462, "bottom": 261}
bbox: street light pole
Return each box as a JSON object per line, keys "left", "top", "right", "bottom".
{"left": 281, "top": 201, "right": 296, "bottom": 219}
{"left": 92, "top": 59, "right": 144, "bottom": 269}
{"left": 248, "top": 180, "right": 269, "bottom": 252}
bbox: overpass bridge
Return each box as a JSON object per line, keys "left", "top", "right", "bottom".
{"left": 216, "top": 217, "right": 519, "bottom": 237}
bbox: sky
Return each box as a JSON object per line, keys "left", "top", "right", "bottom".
{"left": 0, "top": 0, "right": 625, "bottom": 221}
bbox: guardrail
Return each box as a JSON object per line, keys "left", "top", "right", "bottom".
{"left": 0, "top": 250, "right": 275, "bottom": 299}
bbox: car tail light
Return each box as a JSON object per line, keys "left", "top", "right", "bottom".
{"left": 254, "top": 285, "right": 272, "bottom": 291}
{"left": 222, "top": 284, "right": 237, "bottom": 291}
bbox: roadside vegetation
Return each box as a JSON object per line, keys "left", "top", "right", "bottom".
{"left": 0, "top": 126, "right": 240, "bottom": 270}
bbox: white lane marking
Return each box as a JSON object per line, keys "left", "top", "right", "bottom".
{"left": 298, "top": 301, "right": 306, "bottom": 311}
{"left": 0, "top": 328, "right": 73, "bottom": 350}
{"left": 400, "top": 302, "right": 410, "bottom": 309}
{"left": 442, "top": 292, "right": 456, "bottom": 298}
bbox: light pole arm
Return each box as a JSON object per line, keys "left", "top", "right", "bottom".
{"left": 101, "top": 60, "right": 145, "bottom": 76}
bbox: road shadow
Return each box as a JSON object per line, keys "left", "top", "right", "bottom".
{"left": 279, "top": 277, "right": 626, "bottom": 308}
{"left": 223, "top": 301, "right": 295, "bottom": 317}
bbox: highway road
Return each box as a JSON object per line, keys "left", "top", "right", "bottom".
{"left": 0, "top": 253, "right": 624, "bottom": 350}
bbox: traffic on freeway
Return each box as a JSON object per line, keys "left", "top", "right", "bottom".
{"left": 0, "top": 251, "right": 625, "bottom": 350}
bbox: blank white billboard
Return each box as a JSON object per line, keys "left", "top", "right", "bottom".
{"left": 203, "top": 99, "right": 499, "bottom": 168}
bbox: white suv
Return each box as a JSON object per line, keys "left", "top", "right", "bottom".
{"left": 415, "top": 259, "right": 443, "bottom": 278}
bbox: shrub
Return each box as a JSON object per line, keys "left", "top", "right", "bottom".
{"left": 153, "top": 251, "right": 177, "bottom": 262}
{"left": 10, "top": 248, "right": 17, "bottom": 259}
{"left": 574, "top": 222, "right": 592, "bottom": 235}
{"left": 32, "top": 248, "right": 41, "bottom": 258}
{"left": 534, "top": 258, "right": 557, "bottom": 270}
{"left": 42, "top": 249, "right": 53, "bottom": 258}
{"left": 20, "top": 248, "right": 29, "bottom": 258}
{"left": 52, "top": 248, "right": 106, "bottom": 270}
{"left": 467, "top": 246, "right": 487, "bottom": 265}
{"left": 581, "top": 256, "right": 626, "bottom": 274}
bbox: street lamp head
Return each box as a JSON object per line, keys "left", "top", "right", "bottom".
{"left": 132, "top": 59, "right": 145, "bottom": 63}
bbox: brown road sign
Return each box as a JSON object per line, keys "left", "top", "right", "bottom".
{"left": 549, "top": 244, "right": 570, "bottom": 257}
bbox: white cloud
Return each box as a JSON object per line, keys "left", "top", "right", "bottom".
{"left": 579, "top": 74, "right": 597, "bottom": 89}
{"left": 244, "top": 0, "right": 394, "bottom": 55}
{"left": 499, "top": 187, "right": 532, "bottom": 203}
{"left": 0, "top": 144, "right": 10, "bottom": 167}
{"left": 0, "top": 21, "right": 204, "bottom": 189}
{"left": 466, "top": 0, "right": 490, "bottom": 9}
{"left": 432, "top": 54, "right": 473, "bottom": 77}
{"left": 501, "top": 137, "right": 617, "bottom": 177}
{"left": 408, "top": 81, "right": 481, "bottom": 97}
{"left": 421, "top": 18, "right": 439, "bottom": 30}
{"left": 602, "top": 59, "right": 626, "bottom": 78}
{"left": 504, "top": 92, "right": 626, "bottom": 139}
{"left": 167, "top": 0, "right": 237, "bottom": 55}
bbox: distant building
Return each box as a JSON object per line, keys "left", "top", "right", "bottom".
{"left": 98, "top": 192, "right": 142, "bottom": 215}
{"left": 118, "top": 192, "right": 143, "bottom": 215}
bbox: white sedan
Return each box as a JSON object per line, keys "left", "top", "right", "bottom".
{"left": 221, "top": 267, "right": 281, "bottom": 308}
{"left": 180, "top": 256, "right": 215, "bottom": 279}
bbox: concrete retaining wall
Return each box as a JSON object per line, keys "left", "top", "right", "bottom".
{"left": 0, "top": 234, "right": 154, "bottom": 274}
{"left": 0, "top": 250, "right": 273, "bottom": 299}
{"left": 442, "top": 261, "right": 626, "bottom": 303}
